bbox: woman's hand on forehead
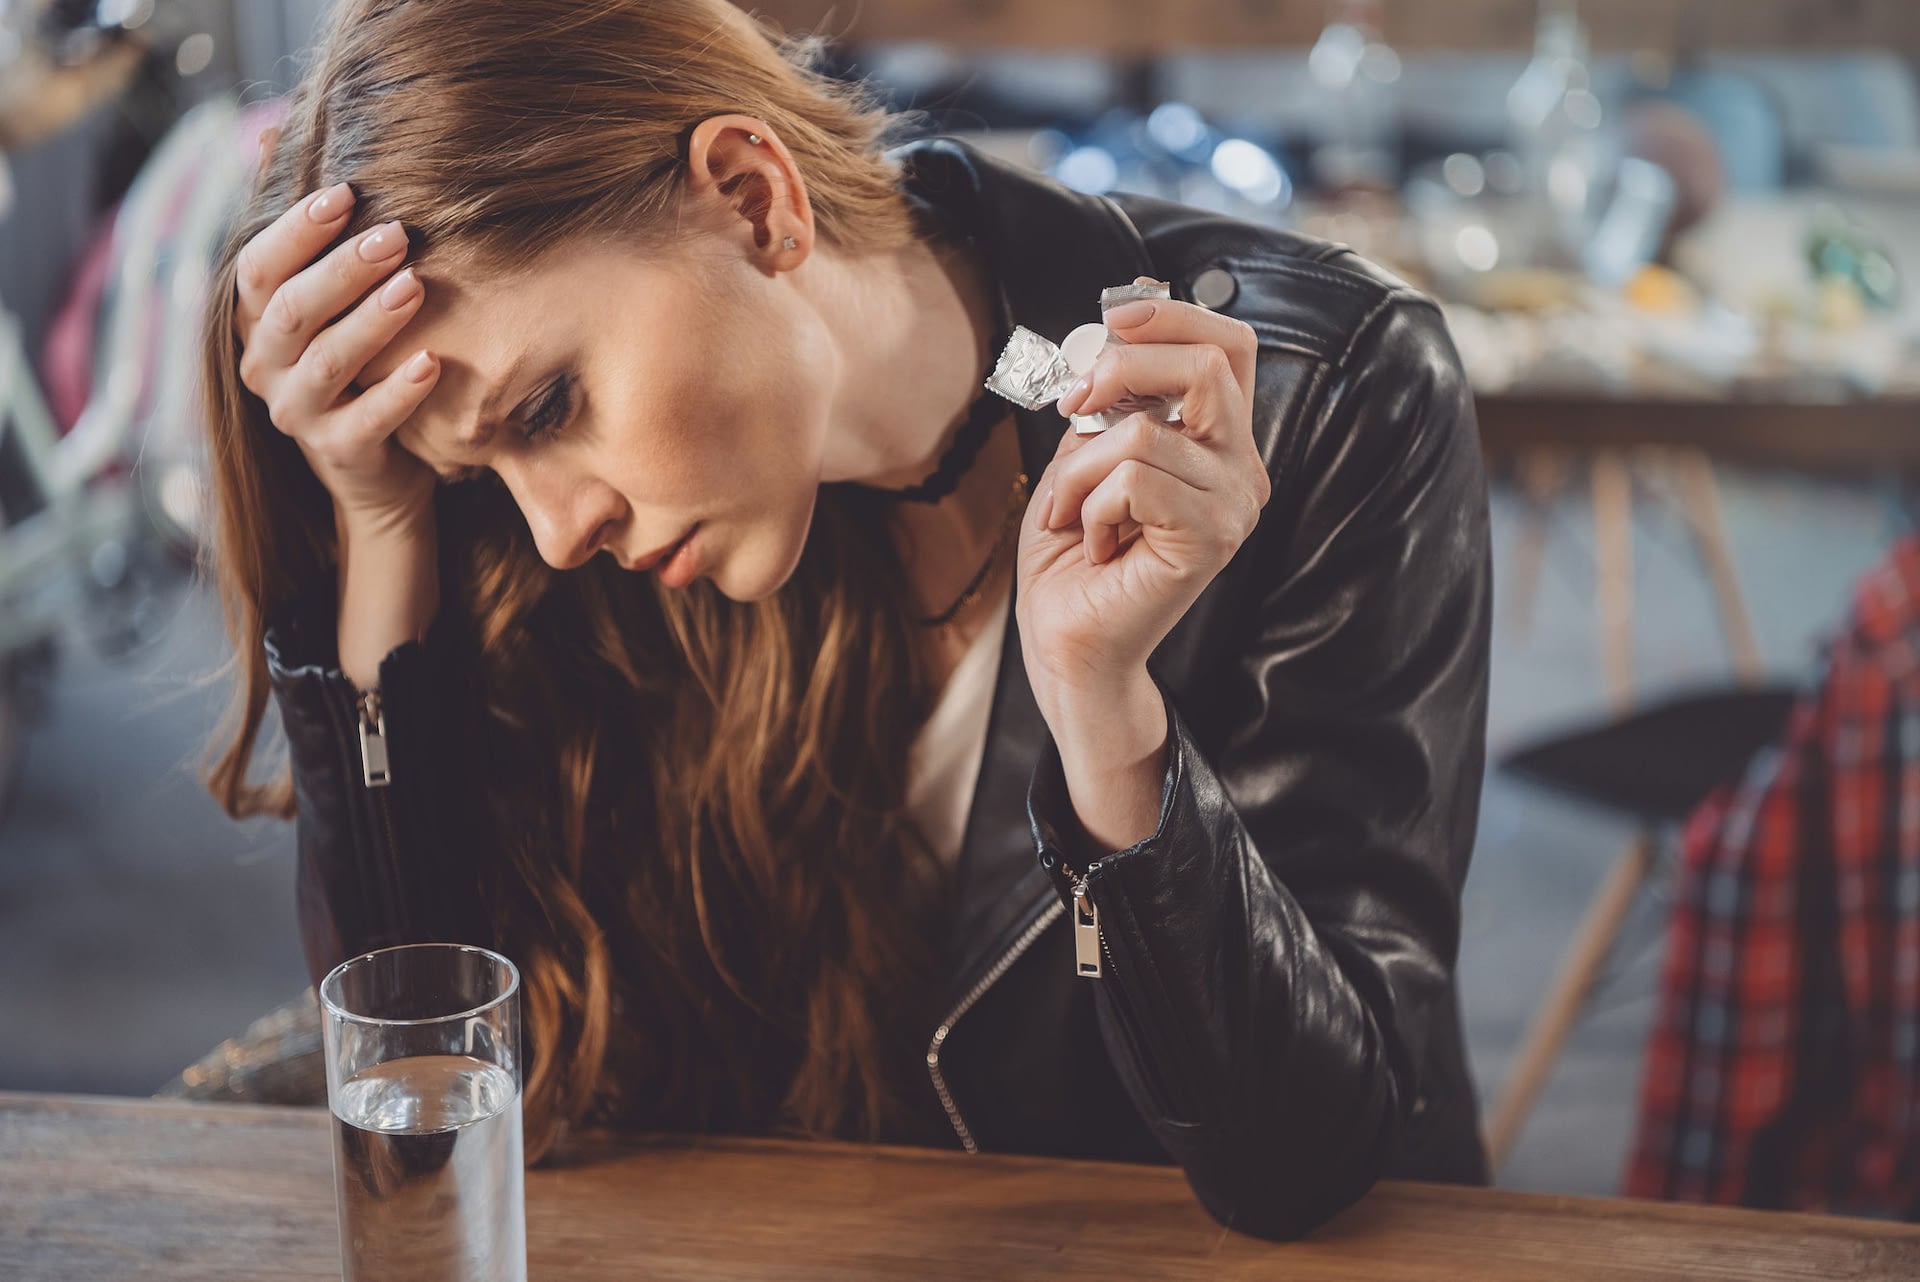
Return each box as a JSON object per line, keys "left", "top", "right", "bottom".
{"left": 232, "top": 183, "right": 443, "bottom": 527}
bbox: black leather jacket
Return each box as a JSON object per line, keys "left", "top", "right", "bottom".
{"left": 263, "top": 136, "right": 1493, "bottom": 1241}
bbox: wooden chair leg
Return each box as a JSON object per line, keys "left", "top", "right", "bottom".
{"left": 1671, "top": 448, "right": 1764, "bottom": 685}
{"left": 1505, "top": 449, "right": 1570, "bottom": 640}
{"left": 1591, "top": 451, "right": 1636, "bottom": 713}
{"left": 1481, "top": 832, "right": 1657, "bottom": 1177}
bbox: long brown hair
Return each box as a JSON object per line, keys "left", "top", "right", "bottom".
{"left": 200, "top": 0, "right": 952, "bottom": 1158}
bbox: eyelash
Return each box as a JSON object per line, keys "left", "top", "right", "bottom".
{"left": 522, "top": 373, "right": 574, "bottom": 442}
{"left": 439, "top": 373, "right": 574, "bottom": 487}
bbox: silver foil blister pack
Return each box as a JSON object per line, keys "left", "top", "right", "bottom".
{"left": 985, "top": 326, "right": 1078, "bottom": 411}
{"left": 984, "top": 279, "right": 1185, "bottom": 434}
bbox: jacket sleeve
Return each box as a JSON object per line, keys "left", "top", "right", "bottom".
{"left": 263, "top": 572, "right": 495, "bottom": 988}
{"left": 1026, "top": 293, "right": 1492, "bottom": 1239}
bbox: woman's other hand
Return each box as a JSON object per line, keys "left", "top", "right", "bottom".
{"left": 1013, "top": 290, "right": 1270, "bottom": 854}
{"left": 232, "top": 181, "right": 440, "bottom": 534}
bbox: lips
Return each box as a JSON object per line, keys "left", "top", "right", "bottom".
{"left": 655, "top": 524, "right": 701, "bottom": 589}
{"left": 622, "top": 525, "right": 695, "bottom": 574}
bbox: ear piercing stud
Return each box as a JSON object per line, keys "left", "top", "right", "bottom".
{"left": 782, "top": 236, "right": 797, "bottom": 250}
{"left": 748, "top": 133, "right": 763, "bottom": 144}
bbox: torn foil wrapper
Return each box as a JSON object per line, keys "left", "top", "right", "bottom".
{"left": 1100, "top": 281, "right": 1171, "bottom": 310}
{"left": 984, "top": 325, "right": 1077, "bottom": 411}
{"left": 983, "top": 280, "right": 1185, "bottom": 434}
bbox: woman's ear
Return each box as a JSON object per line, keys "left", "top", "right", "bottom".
{"left": 682, "top": 115, "right": 814, "bottom": 273}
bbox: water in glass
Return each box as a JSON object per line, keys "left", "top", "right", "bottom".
{"left": 330, "top": 1053, "right": 526, "bottom": 1282}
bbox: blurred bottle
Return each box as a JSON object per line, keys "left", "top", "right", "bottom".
{"left": 1308, "top": 0, "right": 1402, "bottom": 194}
{"left": 1505, "top": 0, "right": 1608, "bottom": 266}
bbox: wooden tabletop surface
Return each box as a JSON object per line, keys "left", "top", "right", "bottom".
{"left": 3, "top": 1092, "right": 1918, "bottom": 1280}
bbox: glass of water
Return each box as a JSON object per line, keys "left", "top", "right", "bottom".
{"left": 319, "top": 943, "right": 526, "bottom": 1282}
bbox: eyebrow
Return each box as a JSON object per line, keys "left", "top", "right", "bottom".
{"left": 459, "top": 350, "right": 535, "bottom": 450}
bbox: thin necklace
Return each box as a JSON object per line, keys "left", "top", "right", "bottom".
{"left": 913, "top": 468, "right": 1029, "bottom": 629}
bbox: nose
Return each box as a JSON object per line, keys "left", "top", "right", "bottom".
{"left": 499, "top": 462, "right": 622, "bottom": 571}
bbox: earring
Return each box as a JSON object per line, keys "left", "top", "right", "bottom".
{"left": 782, "top": 236, "right": 797, "bottom": 250}
{"left": 748, "top": 133, "right": 763, "bottom": 145}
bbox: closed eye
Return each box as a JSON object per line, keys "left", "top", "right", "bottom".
{"left": 522, "top": 372, "right": 574, "bottom": 442}
{"left": 433, "top": 371, "right": 574, "bottom": 487}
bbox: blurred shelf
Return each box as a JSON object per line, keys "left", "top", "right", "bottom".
{"left": 752, "top": 0, "right": 1920, "bottom": 57}
{"left": 1476, "top": 390, "right": 1920, "bottom": 472}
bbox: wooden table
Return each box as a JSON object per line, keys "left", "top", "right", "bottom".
{"left": 1477, "top": 393, "right": 1920, "bottom": 476}
{"left": 4, "top": 1093, "right": 1918, "bottom": 1280}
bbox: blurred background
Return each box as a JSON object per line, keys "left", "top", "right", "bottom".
{"left": 3, "top": 0, "right": 1917, "bottom": 1208}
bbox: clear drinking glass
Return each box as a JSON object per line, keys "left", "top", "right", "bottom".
{"left": 320, "top": 943, "right": 527, "bottom": 1282}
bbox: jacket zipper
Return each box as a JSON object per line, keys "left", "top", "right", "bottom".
{"left": 1066, "top": 860, "right": 1117, "bottom": 980}
{"left": 355, "top": 687, "right": 404, "bottom": 919}
{"left": 926, "top": 897, "right": 1063, "bottom": 1153}
{"left": 357, "top": 689, "right": 391, "bottom": 788}
{"left": 1064, "top": 859, "right": 1184, "bottom": 1120}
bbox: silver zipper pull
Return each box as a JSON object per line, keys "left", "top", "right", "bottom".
{"left": 357, "top": 689, "right": 391, "bottom": 789}
{"left": 1072, "top": 880, "right": 1103, "bottom": 979}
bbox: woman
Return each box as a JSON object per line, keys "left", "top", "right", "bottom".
{"left": 203, "top": 0, "right": 1492, "bottom": 1241}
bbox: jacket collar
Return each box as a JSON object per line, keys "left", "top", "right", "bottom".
{"left": 890, "top": 137, "right": 1154, "bottom": 1003}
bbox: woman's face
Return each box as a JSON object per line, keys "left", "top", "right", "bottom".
{"left": 356, "top": 233, "right": 837, "bottom": 601}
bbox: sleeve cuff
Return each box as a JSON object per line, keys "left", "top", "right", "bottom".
{"left": 1026, "top": 676, "right": 1186, "bottom": 904}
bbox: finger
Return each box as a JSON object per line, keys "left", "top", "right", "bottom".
{"left": 1045, "top": 414, "right": 1219, "bottom": 533}
{"left": 1028, "top": 418, "right": 1091, "bottom": 511}
{"left": 275, "top": 265, "right": 428, "bottom": 426}
{"left": 1066, "top": 341, "right": 1248, "bottom": 444}
{"left": 1102, "top": 296, "right": 1258, "bottom": 403}
{"left": 238, "top": 220, "right": 409, "bottom": 399}
{"left": 233, "top": 183, "right": 356, "bottom": 338}
{"left": 1079, "top": 457, "right": 1210, "bottom": 565}
{"left": 306, "top": 349, "right": 441, "bottom": 458}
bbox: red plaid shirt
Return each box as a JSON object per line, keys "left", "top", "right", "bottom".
{"left": 1625, "top": 537, "right": 1920, "bottom": 1219}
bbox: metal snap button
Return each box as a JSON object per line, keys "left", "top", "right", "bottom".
{"left": 1191, "top": 266, "right": 1238, "bottom": 310}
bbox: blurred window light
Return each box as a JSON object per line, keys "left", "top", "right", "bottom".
{"left": 1056, "top": 146, "right": 1118, "bottom": 195}
{"left": 1359, "top": 43, "right": 1402, "bottom": 86}
{"left": 866, "top": 40, "right": 960, "bottom": 89}
{"left": 1147, "top": 102, "right": 1210, "bottom": 160}
{"left": 1564, "top": 89, "right": 1604, "bottom": 131}
{"left": 1027, "top": 128, "right": 1073, "bottom": 172}
{"left": 1443, "top": 153, "right": 1487, "bottom": 197}
{"left": 97, "top": 0, "right": 155, "bottom": 29}
{"left": 1456, "top": 224, "right": 1501, "bottom": 273}
{"left": 1308, "top": 24, "right": 1366, "bottom": 90}
{"left": 1210, "top": 139, "right": 1288, "bottom": 207}
{"left": 1549, "top": 155, "right": 1590, "bottom": 210}
{"left": 1484, "top": 150, "right": 1526, "bottom": 195}
{"left": 175, "top": 32, "right": 214, "bottom": 77}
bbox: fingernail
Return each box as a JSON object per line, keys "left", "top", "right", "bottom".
{"left": 358, "top": 222, "right": 405, "bottom": 261}
{"left": 380, "top": 268, "right": 420, "bottom": 310}
{"left": 1104, "top": 300, "right": 1155, "bottom": 328}
{"left": 1058, "top": 375, "right": 1092, "bottom": 416}
{"left": 308, "top": 182, "right": 353, "bottom": 222}
{"left": 1032, "top": 486, "right": 1053, "bottom": 532}
{"left": 403, "top": 350, "right": 435, "bottom": 382}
